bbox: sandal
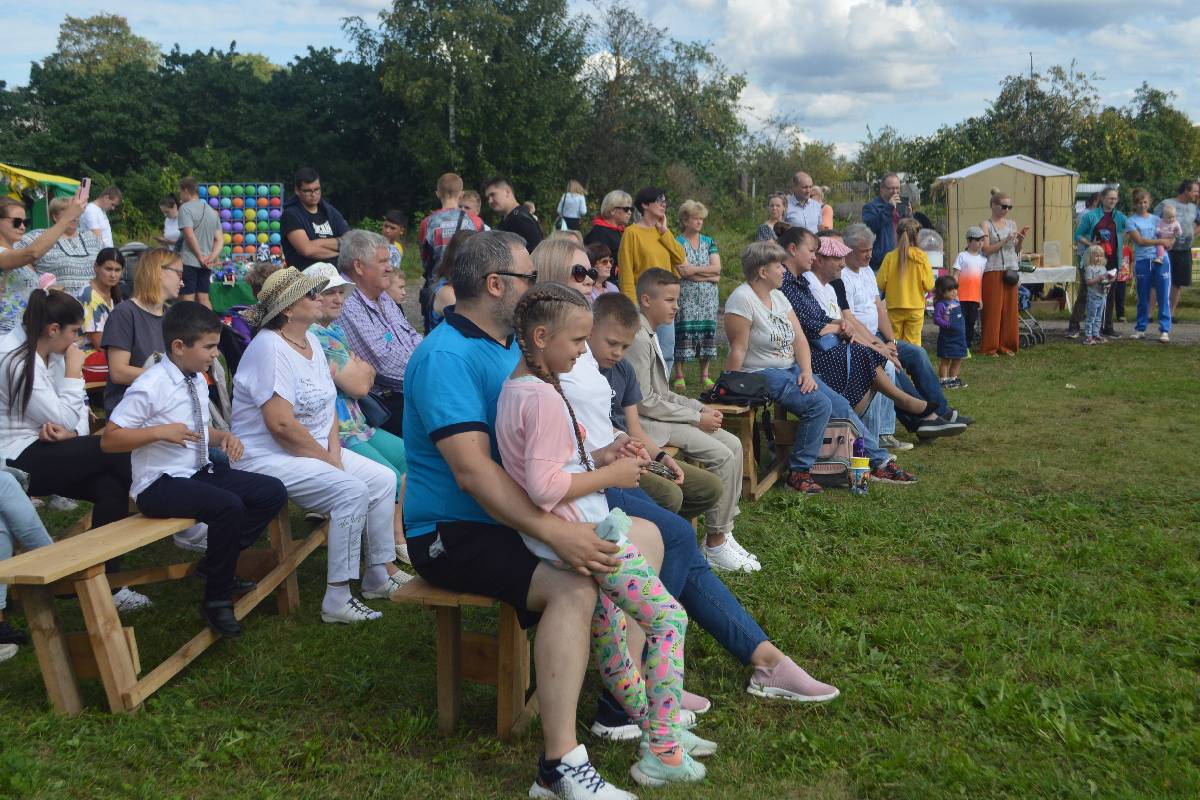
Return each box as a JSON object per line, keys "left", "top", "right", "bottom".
{"left": 672, "top": 377, "right": 687, "bottom": 392}
{"left": 701, "top": 375, "right": 715, "bottom": 390}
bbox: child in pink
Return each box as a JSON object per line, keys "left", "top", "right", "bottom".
{"left": 496, "top": 283, "right": 707, "bottom": 787}
{"left": 1154, "top": 205, "right": 1182, "bottom": 265}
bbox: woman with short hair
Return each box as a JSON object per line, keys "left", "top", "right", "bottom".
{"left": 232, "top": 267, "right": 409, "bottom": 623}
{"left": 585, "top": 189, "right": 633, "bottom": 267}
{"left": 672, "top": 200, "right": 721, "bottom": 391}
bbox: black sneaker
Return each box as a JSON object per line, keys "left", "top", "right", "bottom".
{"left": 0, "top": 620, "right": 29, "bottom": 645}
{"left": 1066, "top": 327, "right": 1081, "bottom": 339}
{"left": 588, "top": 692, "right": 640, "bottom": 741}
{"left": 916, "top": 416, "right": 967, "bottom": 439}
{"left": 947, "top": 409, "right": 974, "bottom": 426}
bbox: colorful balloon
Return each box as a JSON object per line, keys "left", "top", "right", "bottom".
{"left": 232, "top": 198, "right": 244, "bottom": 209}
{"left": 221, "top": 223, "right": 232, "bottom": 233}
{"left": 208, "top": 198, "right": 220, "bottom": 209}
{"left": 208, "top": 185, "right": 220, "bottom": 196}
{"left": 233, "top": 185, "right": 244, "bottom": 196}
{"left": 220, "top": 198, "right": 232, "bottom": 209}
{"left": 232, "top": 210, "right": 243, "bottom": 221}
{"left": 269, "top": 208, "right": 282, "bottom": 220}
{"left": 256, "top": 197, "right": 268, "bottom": 208}
{"left": 220, "top": 209, "right": 232, "bottom": 221}
{"left": 233, "top": 234, "right": 244, "bottom": 244}
{"left": 270, "top": 245, "right": 281, "bottom": 255}
{"left": 220, "top": 185, "right": 232, "bottom": 197}
{"left": 257, "top": 184, "right": 269, "bottom": 196}
{"left": 256, "top": 209, "right": 267, "bottom": 221}
{"left": 257, "top": 233, "right": 268, "bottom": 244}
{"left": 223, "top": 232, "right": 232, "bottom": 243}
{"left": 233, "top": 222, "right": 244, "bottom": 233}
{"left": 269, "top": 232, "right": 281, "bottom": 244}
{"left": 269, "top": 220, "right": 280, "bottom": 231}
{"left": 270, "top": 184, "right": 282, "bottom": 196}
{"left": 198, "top": 185, "right": 208, "bottom": 198}
{"left": 270, "top": 197, "right": 282, "bottom": 208}
{"left": 245, "top": 221, "right": 257, "bottom": 233}
{"left": 222, "top": 246, "right": 232, "bottom": 257}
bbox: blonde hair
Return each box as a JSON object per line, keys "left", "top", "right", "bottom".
{"left": 48, "top": 197, "right": 71, "bottom": 221}
{"left": 134, "top": 247, "right": 181, "bottom": 305}
{"left": 741, "top": 240, "right": 787, "bottom": 281}
{"left": 1085, "top": 245, "right": 1107, "bottom": 266}
{"left": 459, "top": 189, "right": 481, "bottom": 209}
{"left": 895, "top": 218, "right": 922, "bottom": 277}
{"left": 600, "top": 190, "right": 632, "bottom": 217}
{"left": 566, "top": 179, "right": 586, "bottom": 195}
{"left": 532, "top": 238, "right": 590, "bottom": 286}
{"left": 678, "top": 199, "right": 708, "bottom": 226}
{"left": 547, "top": 229, "right": 583, "bottom": 244}
{"left": 436, "top": 173, "right": 464, "bottom": 199}
{"left": 989, "top": 187, "right": 1011, "bottom": 207}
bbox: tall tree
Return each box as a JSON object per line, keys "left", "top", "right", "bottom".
{"left": 44, "top": 14, "right": 160, "bottom": 76}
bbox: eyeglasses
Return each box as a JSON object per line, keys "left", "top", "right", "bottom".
{"left": 161, "top": 266, "right": 184, "bottom": 277}
{"left": 491, "top": 270, "right": 538, "bottom": 283}
{"left": 595, "top": 257, "right": 614, "bottom": 266}
{"left": 998, "top": 204, "right": 1013, "bottom": 210}
{"left": 298, "top": 187, "right": 322, "bottom": 195}
{"left": 571, "top": 265, "right": 599, "bottom": 283}
{"left": 2, "top": 216, "right": 27, "bottom": 228}
{"left": 304, "top": 289, "right": 319, "bottom": 300}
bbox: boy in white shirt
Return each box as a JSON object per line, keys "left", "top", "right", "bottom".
{"left": 101, "top": 302, "right": 288, "bottom": 637}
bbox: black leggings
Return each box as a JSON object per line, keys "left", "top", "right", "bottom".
{"left": 11, "top": 436, "right": 133, "bottom": 530}
{"left": 960, "top": 300, "right": 980, "bottom": 346}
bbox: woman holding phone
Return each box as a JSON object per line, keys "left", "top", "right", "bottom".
{"left": 979, "top": 188, "right": 1027, "bottom": 356}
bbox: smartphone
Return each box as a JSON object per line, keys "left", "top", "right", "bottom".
{"left": 80, "top": 177, "right": 91, "bottom": 197}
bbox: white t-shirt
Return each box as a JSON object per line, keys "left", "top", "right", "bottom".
{"left": 162, "top": 215, "right": 180, "bottom": 245}
{"left": 557, "top": 193, "right": 587, "bottom": 219}
{"left": 840, "top": 265, "right": 881, "bottom": 334}
{"left": 109, "top": 356, "right": 211, "bottom": 498}
{"left": 559, "top": 344, "right": 618, "bottom": 454}
{"left": 723, "top": 283, "right": 796, "bottom": 372}
{"left": 232, "top": 330, "right": 337, "bottom": 458}
{"left": 80, "top": 202, "right": 113, "bottom": 247}
{"left": 803, "top": 271, "right": 841, "bottom": 319}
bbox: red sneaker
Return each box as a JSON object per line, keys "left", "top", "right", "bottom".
{"left": 786, "top": 471, "right": 823, "bottom": 494}
{"left": 869, "top": 462, "right": 918, "bottom": 484}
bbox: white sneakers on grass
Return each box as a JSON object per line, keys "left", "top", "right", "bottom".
{"left": 173, "top": 523, "right": 208, "bottom": 554}
{"left": 360, "top": 570, "right": 414, "bottom": 600}
{"left": 704, "top": 534, "right": 761, "bottom": 573}
{"left": 0, "top": 643, "right": 17, "bottom": 663}
{"left": 320, "top": 597, "right": 382, "bottom": 624}
{"left": 112, "top": 587, "right": 153, "bottom": 612}
{"left": 529, "top": 744, "right": 638, "bottom": 800}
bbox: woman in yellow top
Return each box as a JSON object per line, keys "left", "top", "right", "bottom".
{"left": 618, "top": 186, "right": 686, "bottom": 372}
{"left": 876, "top": 218, "right": 934, "bottom": 346}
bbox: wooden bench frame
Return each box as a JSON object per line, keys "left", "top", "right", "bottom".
{"left": 710, "top": 403, "right": 785, "bottom": 499}
{"left": 1, "top": 508, "right": 324, "bottom": 716}
{"left": 391, "top": 577, "right": 537, "bottom": 739}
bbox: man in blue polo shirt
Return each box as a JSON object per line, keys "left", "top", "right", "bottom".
{"left": 403, "top": 231, "right": 638, "bottom": 800}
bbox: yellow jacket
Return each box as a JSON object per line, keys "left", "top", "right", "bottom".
{"left": 617, "top": 224, "right": 685, "bottom": 300}
{"left": 876, "top": 247, "right": 934, "bottom": 310}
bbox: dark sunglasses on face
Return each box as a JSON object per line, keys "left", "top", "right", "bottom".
{"left": 967, "top": 236, "right": 984, "bottom": 241}
{"left": 492, "top": 270, "right": 538, "bottom": 283}
{"left": 998, "top": 204, "right": 1013, "bottom": 210}
{"left": 571, "top": 265, "right": 599, "bottom": 283}
{"left": 3, "top": 216, "right": 27, "bottom": 227}
{"left": 617, "top": 206, "right": 633, "bottom": 213}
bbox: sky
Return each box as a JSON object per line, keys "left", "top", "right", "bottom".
{"left": 4, "top": 0, "right": 1198, "bottom": 158}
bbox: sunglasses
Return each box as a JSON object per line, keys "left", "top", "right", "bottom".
{"left": 998, "top": 204, "right": 1013, "bottom": 210}
{"left": 2, "top": 216, "right": 27, "bottom": 228}
{"left": 617, "top": 206, "right": 633, "bottom": 213}
{"left": 967, "top": 236, "right": 984, "bottom": 241}
{"left": 571, "top": 265, "right": 599, "bottom": 283}
{"left": 304, "top": 289, "right": 320, "bottom": 300}
{"left": 492, "top": 270, "right": 538, "bottom": 283}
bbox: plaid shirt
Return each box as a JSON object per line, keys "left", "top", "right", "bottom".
{"left": 338, "top": 286, "right": 423, "bottom": 392}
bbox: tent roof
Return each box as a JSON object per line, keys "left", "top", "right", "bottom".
{"left": 0, "top": 163, "right": 80, "bottom": 196}
{"left": 935, "top": 154, "right": 1079, "bottom": 183}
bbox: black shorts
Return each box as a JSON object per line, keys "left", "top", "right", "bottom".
{"left": 1169, "top": 248, "right": 1192, "bottom": 287}
{"left": 409, "top": 521, "right": 541, "bottom": 628}
{"left": 182, "top": 264, "right": 212, "bottom": 295}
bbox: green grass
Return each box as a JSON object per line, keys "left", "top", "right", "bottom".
{"left": 4, "top": 342, "right": 1200, "bottom": 799}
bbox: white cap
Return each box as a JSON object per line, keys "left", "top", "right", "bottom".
{"left": 302, "top": 262, "right": 352, "bottom": 290}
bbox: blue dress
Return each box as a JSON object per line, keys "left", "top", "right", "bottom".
{"left": 935, "top": 300, "right": 968, "bottom": 359}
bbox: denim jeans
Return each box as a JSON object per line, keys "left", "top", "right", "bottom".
{"left": 1134, "top": 258, "right": 1172, "bottom": 333}
{"left": 0, "top": 472, "right": 53, "bottom": 610}
{"left": 862, "top": 361, "right": 897, "bottom": 437}
{"left": 896, "top": 341, "right": 948, "bottom": 416}
{"left": 761, "top": 365, "right": 833, "bottom": 472}
{"left": 605, "top": 486, "right": 767, "bottom": 664}
{"left": 1084, "top": 292, "right": 1106, "bottom": 338}
{"left": 655, "top": 322, "right": 675, "bottom": 375}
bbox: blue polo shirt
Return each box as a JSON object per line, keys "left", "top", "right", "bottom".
{"left": 402, "top": 308, "right": 520, "bottom": 537}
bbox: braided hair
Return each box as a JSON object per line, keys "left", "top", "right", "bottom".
{"left": 512, "top": 282, "right": 594, "bottom": 471}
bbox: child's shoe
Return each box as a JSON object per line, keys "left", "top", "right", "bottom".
{"left": 639, "top": 729, "right": 718, "bottom": 758}
{"left": 630, "top": 744, "right": 706, "bottom": 787}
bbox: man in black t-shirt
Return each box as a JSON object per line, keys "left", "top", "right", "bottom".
{"left": 280, "top": 166, "right": 349, "bottom": 268}
{"left": 483, "top": 177, "right": 543, "bottom": 252}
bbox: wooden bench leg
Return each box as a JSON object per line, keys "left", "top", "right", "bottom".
{"left": 496, "top": 604, "right": 534, "bottom": 739}
{"left": 75, "top": 569, "right": 140, "bottom": 713}
{"left": 21, "top": 585, "right": 83, "bottom": 715}
{"left": 728, "top": 414, "right": 757, "bottom": 499}
{"left": 435, "top": 606, "right": 463, "bottom": 733}
{"left": 268, "top": 511, "right": 300, "bottom": 617}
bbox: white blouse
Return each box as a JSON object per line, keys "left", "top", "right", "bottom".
{"left": 0, "top": 326, "right": 89, "bottom": 461}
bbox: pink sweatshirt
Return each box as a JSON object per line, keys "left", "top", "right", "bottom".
{"left": 496, "top": 375, "right": 610, "bottom": 561}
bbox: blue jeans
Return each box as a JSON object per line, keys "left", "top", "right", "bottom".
{"left": 1084, "top": 292, "right": 1106, "bottom": 338}
{"left": 1134, "top": 258, "right": 1172, "bottom": 333}
{"left": 761, "top": 365, "right": 833, "bottom": 472}
{"left": 656, "top": 322, "right": 675, "bottom": 375}
{"left": 892, "top": 340, "right": 949, "bottom": 431}
{"left": 0, "top": 471, "right": 54, "bottom": 610}
{"left": 606, "top": 486, "right": 767, "bottom": 664}
{"left": 863, "top": 362, "right": 897, "bottom": 437}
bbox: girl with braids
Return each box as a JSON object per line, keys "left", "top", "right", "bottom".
{"left": 496, "top": 282, "right": 711, "bottom": 788}
{"left": 876, "top": 217, "right": 935, "bottom": 346}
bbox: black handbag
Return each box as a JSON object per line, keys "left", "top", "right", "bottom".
{"left": 359, "top": 391, "right": 392, "bottom": 429}
{"left": 699, "top": 370, "right": 772, "bottom": 406}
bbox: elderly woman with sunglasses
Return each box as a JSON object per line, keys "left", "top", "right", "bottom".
{"left": 0, "top": 189, "right": 89, "bottom": 334}
{"left": 584, "top": 189, "right": 634, "bottom": 268}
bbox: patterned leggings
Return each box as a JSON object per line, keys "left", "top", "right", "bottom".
{"left": 591, "top": 538, "right": 688, "bottom": 752}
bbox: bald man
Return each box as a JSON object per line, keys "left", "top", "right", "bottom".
{"left": 784, "top": 171, "right": 824, "bottom": 232}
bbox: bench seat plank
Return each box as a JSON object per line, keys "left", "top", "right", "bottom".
{"left": 0, "top": 516, "right": 196, "bottom": 586}
{"left": 391, "top": 577, "right": 498, "bottom": 609}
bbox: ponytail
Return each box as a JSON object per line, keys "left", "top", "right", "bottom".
{"left": 895, "top": 218, "right": 921, "bottom": 276}
{"left": 4, "top": 288, "right": 85, "bottom": 416}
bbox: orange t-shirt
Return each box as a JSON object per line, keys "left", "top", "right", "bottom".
{"left": 952, "top": 250, "right": 986, "bottom": 303}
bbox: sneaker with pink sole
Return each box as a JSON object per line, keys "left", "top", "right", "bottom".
{"left": 746, "top": 656, "right": 839, "bottom": 703}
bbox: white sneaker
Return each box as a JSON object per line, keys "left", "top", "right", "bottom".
{"left": 172, "top": 523, "right": 208, "bottom": 553}
{"left": 724, "top": 533, "right": 760, "bottom": 567}
{"left": 113, "top": 587, "right": 153, "bottom": 612}
{"left": 1130, "top": 331, "right": 1145, "bottom": 340}
{"left": 395, "top": 541, "right": 411, "bottom": 565}
{"left": 1159, "top": 332, "right": 1170, "bottom": 343}
{"left": 704, "top": 539, "right": 759, "bottom": 573}
{"left": 878, "top": 434, "right": 914, "bottom": 452}
{"left": 48, "top": 495, "right": 79, "bottom": 512}
{"left": 0, "top": 643, "right": 17, "bottom": 662}
{"left": 528, "top": 744, "right": 639, "bottom": 800}
{"left": 361, "top": 570, "right": 414, "bottom": 599}
{"left": 321, "top": 597, "right": 383, "bottom": 624}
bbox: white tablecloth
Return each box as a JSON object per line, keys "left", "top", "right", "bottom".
{"left": 1019, "top": 266, "right": 1075, "bottom": 285}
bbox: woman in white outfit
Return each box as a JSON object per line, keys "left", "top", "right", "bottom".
{"left": 231, "top": 267, "right": 409, "bottom": 624}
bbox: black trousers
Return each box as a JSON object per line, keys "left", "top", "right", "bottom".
{"left": 960, "top": 300, "right": 980, "bottom": 346}
{"left": 11, "top": 435, "right": 133, "bottom": 530}
{"left": 136, "top": 464, "right": 288, "bottom": 602}
{"left": 378, "top": 390, "right": 404, "bottom": 438}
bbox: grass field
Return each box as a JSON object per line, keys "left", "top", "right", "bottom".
{"left": 4, "top": 326, "right": 1200, "bottom": 799}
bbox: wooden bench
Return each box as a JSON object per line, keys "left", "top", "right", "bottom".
{"left": 710, "top": 403, "right": 785, "bottom": 499}
{"left": 0, "top": 508, "right": 324, "bottom": 716}
{"left": 390, "top": 577, "right": 537, "bottom": 740}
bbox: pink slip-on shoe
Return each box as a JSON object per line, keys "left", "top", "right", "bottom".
{"left": 746, "top": 656, "right": 839, "bottom": 703}
{"left": 681, "top": 690, "right": 712, "bottom": 715}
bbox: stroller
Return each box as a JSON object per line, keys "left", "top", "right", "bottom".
{"left": 1016, "top": 284, "right": 1046, "bottom": 348}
